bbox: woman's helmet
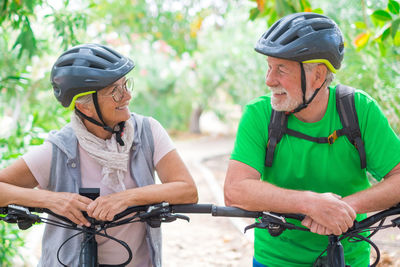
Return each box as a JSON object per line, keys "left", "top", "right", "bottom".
{"left": 51, "top": 43, "right": 135, "bottom": 109}
{"left": 51, "top": 43, "right": 135, "bottom": 146}
{"left": 255, "top": 12, "right": 344, "bottom": 73}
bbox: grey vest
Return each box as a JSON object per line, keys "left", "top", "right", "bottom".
{"left": 38, "top": 113, "right": 161, "bottom": 267}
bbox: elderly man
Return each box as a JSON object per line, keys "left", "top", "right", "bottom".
{"left": 224, "top": 12, "right": 400, "bottom": 266}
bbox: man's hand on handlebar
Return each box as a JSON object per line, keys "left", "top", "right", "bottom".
{"left": 301, "top": 216, "right": 334, "bottom": 235}
{"left": 302, "top": 192, "right": 356, "bottom": 235}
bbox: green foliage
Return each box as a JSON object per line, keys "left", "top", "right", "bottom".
{"left": 368, "top": 0, "right": 400, "bottom": 49}
{"left": 0, "top": 0, "right": 43, "bottom": 58}
{"left": 127, "top": 40, "right": 193, "bottom": 130}
{"left": 0, "top": 222, "right": 25, "bottom": 267}
{"left": 46, "top": 8, "right": 88, "bottom": 50}
{"left": 180, "top": 6, "right": 266, "bottom": 114}
{"left": 248, "top": 0, "right": 321, "bottom": 25}
{"left": 90, "top": 0, "right": 225, "bottom": 55}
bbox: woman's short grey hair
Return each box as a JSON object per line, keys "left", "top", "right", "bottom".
{"left": 303, "top": 62, "right": 335, "bottom": 87}
{"left": 73, "top": 94, "right": 93, "bottom": 116}
{"left": 74, "top": 94, "right": 93, "bottom": 106}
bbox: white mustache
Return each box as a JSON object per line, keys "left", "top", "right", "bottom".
{"left": 270, "top": 87, "right": 287, "bottom": 94}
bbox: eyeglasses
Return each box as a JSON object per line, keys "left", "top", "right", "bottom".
{"left": 101, "top": 78, "right": 134, "bottom": 103}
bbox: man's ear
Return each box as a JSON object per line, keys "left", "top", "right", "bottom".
{"left": 75, "top": 102, "right": 94, "bottom": 117}
{"left": 313, "top": 64, "right": 328, "bottom": 88}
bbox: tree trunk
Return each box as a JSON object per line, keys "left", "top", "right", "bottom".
{"left": 189, "top": 106, "right": 203, "bottom": 134}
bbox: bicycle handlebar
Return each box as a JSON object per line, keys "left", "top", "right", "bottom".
{"left": 2, "top": 203, "right": 400, "bottom": 233}
{"left": 2, "top": 202, "right": 400, "bottom": 267}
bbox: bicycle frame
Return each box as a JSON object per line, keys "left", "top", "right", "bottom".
{"left": 79, "top": 227, "right": 98, "bottom": 267}
{"left": 79, "top": 188, "right": 99, "bottom": 267}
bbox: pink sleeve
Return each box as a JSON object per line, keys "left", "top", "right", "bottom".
{"left": 22, "top": 141, "right": 53, "bottom": 189}
{"left": 149, "top": 117, "right": 175, "bottom": 165}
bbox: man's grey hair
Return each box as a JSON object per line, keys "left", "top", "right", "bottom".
{"left": 303, "top": 62, "right": 335, "bottom": 87}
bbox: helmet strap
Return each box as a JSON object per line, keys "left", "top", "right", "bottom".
{"left": 74, "top": 93, "right": 126, "bottom": 146}
{"left": 290, "top": 63, "right": 326, "bottom": 114}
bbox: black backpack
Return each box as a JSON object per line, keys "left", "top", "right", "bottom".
{"left": 265, "top": 84, "right": 366, "bottom": 169}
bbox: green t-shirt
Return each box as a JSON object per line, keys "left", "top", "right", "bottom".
{"left": 231, "top": 86, "right": 400, "bottom": 266}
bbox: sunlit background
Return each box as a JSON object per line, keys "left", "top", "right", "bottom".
{"left": 1, "top": 0, "right": 400, "bottom": 265}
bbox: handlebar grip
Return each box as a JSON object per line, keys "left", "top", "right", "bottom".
{"left": 171, "top": 204, "right": 213, "bottom": 214}
{"left": 211, "top": 206, "right": 262, "bottom": 218}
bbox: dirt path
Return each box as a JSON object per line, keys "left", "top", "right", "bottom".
{"left": 162, "top": 135, "right": 254, "bottom": 266}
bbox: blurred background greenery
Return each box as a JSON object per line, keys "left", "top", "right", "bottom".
{"left": 0, "top": 0, "right": 399, "bottom": 265}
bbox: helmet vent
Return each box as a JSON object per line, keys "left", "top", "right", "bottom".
{"left": 94, "top": 52, "right": 117, "bottom": 64}
{"left": 312, "top": 22, "right": 334, "bottom": 31}
{"left": 338, "top": 43, "right": 344, "bottom": 53}
{"left": 88, "top": 62, "right": 106, "bottom": 70}
{"left": 280, "top": 34, "right": 298, "bottom": 45}
{"left": 95, "top": 46, "right": 121, "bottom": 64}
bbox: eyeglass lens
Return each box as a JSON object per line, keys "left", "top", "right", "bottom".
{"left": 112, "top": 78, "right": 134, "bottom": 102}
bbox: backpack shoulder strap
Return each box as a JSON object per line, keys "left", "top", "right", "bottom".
{"left": 336, "top": 84, "right": 367, "bottom": 169}
{"left": 265, "top": 109, "right": 288, "bottom": 167}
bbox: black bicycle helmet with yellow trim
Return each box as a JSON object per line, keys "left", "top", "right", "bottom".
{"left": 255, "top": 12, "right": 344, "bottom": 73}
{"left": 51, "top": 43, "right": 134, "bottom": 109}
{"left": 50, "top": 43, "right": 135, "bottom": 146}
{"left": 255, "top": 12, "right": 344, "bottom": 113}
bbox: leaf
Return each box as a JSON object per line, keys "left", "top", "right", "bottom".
{"left": 391, "top": 18, "right": 400, "bottom": 38}
{"left": 394, "top": 30, "right": 400, "bottom": 46}
{"left": 256, "top": 0, "right": 265, "bottom": 12}
{"left": 249, "top": 7, "right": 260, "bottom": 21}
{"left": 300, "top": 0, "right": 312, "bottom": 11}
{"left": 12, "top": 17, "right": 37, "bottom": 58}
{"left": 353, "top": 32, "right": 370, "bottom": 48}
{"left": 311, "top": 8, "right": 324, "bottom": 14}
{"left": 382, "top": 27, "right": 391, "bottom": 41}
{"left": 354, "top": 21, "right": 367, "bottom": 29}
{"left": 388, "top": 0, "right": 400, "bottom": 15}
{"left": 371, "top": 10, "right": 392, "bottom": 22}
{"left": 190, "top": 16, "right": 203, "bottom": 38}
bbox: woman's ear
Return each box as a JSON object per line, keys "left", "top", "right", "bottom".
{"left": 75, "top": 102, "right": 94, "bottom": 117}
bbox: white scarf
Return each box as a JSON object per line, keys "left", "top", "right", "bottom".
{"left": 70, "top": 113, "right": 134, "bottom": 192}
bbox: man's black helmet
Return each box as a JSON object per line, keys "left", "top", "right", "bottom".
{"left": 51, "top": 43, "right": 135, "bottom": 108}
{"left": 255, "top": 12, "right": 344, "bottom": 73}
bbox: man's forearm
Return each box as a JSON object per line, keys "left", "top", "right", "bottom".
{"left": 343, "top": 172, "right": 400, "bottom": 214}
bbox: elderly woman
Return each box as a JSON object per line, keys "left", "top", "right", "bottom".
{"left": 0, "top": 43, "right": 198, "bottom": 266}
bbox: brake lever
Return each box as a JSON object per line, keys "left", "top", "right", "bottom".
{"left": 143, "top": 212, "right": 190, "bottom": 228}
{"left": 4, "top": 204, "right": 41, "bottom": 230}
{"left": 244, "top": 212, "right": 286, "bottom": 233}
{"left": 244, "top": 221, "right": 271, "bottom": 233}
{"left": 391, "top": 216, "right": 400, "bottom": 228}
{"left": 244, "top": 212, "right": 304, "bottom": 236}
{"left": 170, "top": 213, "right": 190, "bottom": 222}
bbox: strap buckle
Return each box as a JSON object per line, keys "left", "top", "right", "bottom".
{"left": 327, "top": 131, "right": 338, "bottom": 145}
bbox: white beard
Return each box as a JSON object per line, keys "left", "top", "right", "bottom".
{"left": 270, "top": 86, "right": 302, "bottom": 111}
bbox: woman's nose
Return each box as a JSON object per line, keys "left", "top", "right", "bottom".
{"left": 123, "top": 88, "right": 132, "bottom": 102}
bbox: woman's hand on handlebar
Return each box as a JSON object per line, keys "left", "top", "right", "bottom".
{"left": 87, "top": 191, "right": 128, "bottom": 221}
{"left": 47, "top": 192, "right": 93, "bottom": 227}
